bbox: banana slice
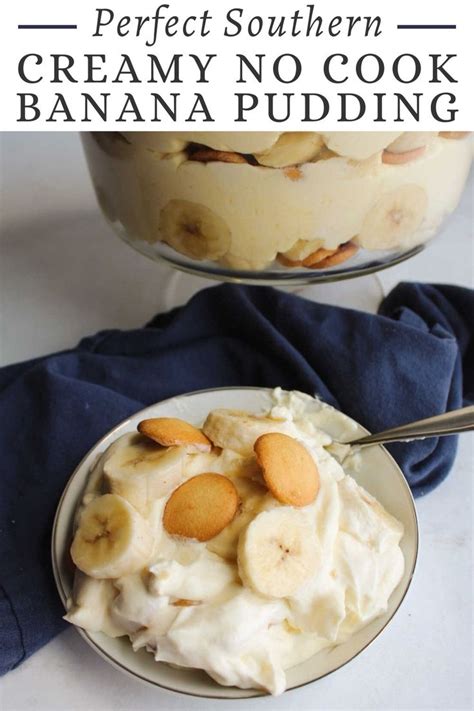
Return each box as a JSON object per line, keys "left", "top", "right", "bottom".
{"left": 207, "top": 477, "right": 268, "bottom": 560}
{"left": 357, "top": 185, "right": 428, "bottom": 250}
{"left": 65, "top": 572, "right": 124, "bottom": 637}
{"left": 102, "top": 433, "right": 186, "bottom": 514}
{"left": 439, "top": 131, "right": 471, "bottom": 140}
{"left": 255, "top": 133, "right": 324, "bottom": 168}
{"left": 71, "top": 494, "right": 154, "bottom": 579}
{"left": 385, "top": 132, "right": 437, "bottom": 154}
{"left": 321, "top": 132, "right": 403, "bottom": 160}
{"left": 184, "top": 132, "right": 283, "bottom": 154}
{"left": 159, "top": 199, "right": 231, "bottom": 260}
{"left": 280, "top": 238, "right": 325, "bottom": 264}
{"left": 278, "top": 239, "right": 324, "bottom": 267}
{"left": 203, "top": 409, "right": 294, "bottom": 456}
{"left": 382, "top": 147, "right": 426, "bottom": 165}
{"left": 125, "top": 132, "right": 283, "bottom": 155}
{"left": 238, "top": 508, "right": 319, "bottom": 598}
{"left": 123, "top": 132, "right": 188, "bottom": 154}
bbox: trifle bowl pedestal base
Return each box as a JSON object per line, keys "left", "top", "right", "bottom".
{"left": 161, "top": 268, "right": 386, "bottom": 314}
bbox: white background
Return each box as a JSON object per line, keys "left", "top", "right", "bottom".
{"left": 0, "top": 0, "right": 473, "bottom": 129}
{"left": 0, "top": 132, "right": 472, "bottom": 710}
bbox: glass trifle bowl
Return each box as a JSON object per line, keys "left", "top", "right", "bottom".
{"left": 82, "top": 131, "right": 472, "bottom": 284}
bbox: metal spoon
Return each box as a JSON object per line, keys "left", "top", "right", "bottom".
{"left": 347, "top": 405, "right": 474, "bottom": 449}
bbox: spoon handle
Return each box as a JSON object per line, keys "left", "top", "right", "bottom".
{"left": 351, "top": 405, "right": 474, "bottom": 447}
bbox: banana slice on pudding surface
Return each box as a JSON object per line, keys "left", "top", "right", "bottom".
{"left": 102, "top": 433, "right": 186, "bottom": 514}
{"left": 71, "top": 494, "right": 154, "bottom": 579}
{"left": 238, "top": 508, "right": 320, "bottom": 598}
{"left": 203, "top": 409, "right": 296, "bottom": 456}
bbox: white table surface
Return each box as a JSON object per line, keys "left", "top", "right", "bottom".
{"left": 0, "top": 133, "right": 472, "bottom": 711}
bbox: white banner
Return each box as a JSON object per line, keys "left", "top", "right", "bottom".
{"left": 0, "top": 0, "right": 473, "bottom": 130}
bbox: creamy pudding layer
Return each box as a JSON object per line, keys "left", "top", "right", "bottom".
{"left": 66, "top": 391, "right": 404, "bottom": 695}
{"left": 82, "top": 131, "right": 472, "bottom": 271}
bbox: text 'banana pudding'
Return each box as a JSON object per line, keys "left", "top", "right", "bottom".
{"left": 66, "top": 390, "right": 405, "bottom": 695}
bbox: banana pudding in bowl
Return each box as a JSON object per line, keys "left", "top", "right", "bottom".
{"left": 57, "top": 388, "right": 417, "bottom": 697}
{"left": 82, "top": 130, "right": 472, "bottom": 282}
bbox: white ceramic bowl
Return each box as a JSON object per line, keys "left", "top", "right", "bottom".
{"left": 52, "top": 387, "right": 419, "bottom": 699}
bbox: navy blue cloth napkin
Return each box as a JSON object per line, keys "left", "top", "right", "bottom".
{"left": 1, "top": 282, "right": 472, "bottom": 676}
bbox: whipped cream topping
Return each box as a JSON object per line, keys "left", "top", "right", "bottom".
{"left": 66, "top": 389, "right": 405, "bottom": 695}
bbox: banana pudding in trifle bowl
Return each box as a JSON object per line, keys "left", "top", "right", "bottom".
{"left": 82, "top": 130, "right": 472, "bottom": 289}
{"left": 56, "top": 388, "right": 418, "bottom": 697}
